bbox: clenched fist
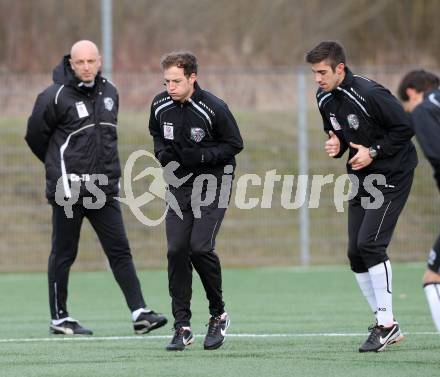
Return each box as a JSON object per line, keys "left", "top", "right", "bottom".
{"left": 325, "top": 131, "right": 340, "bottom": 157}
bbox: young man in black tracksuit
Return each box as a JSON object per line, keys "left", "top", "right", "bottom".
{"left": 306, "top": 41, "right": 418, "bottom": 352}
{"left": 25, "top": 40, "right": 167, "bottom": 335}
{"left": 398, "top": 70, "right": 440, "bottom": 333}
{"left": 149, "top": 51, "right": 243, "bottom": 350}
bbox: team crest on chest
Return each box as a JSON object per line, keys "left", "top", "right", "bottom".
{"left": 347, "top": 114, "right": 360, "bottom": 130}
{"left": 103, "top": 97, "right": 114, "bottom": 111}
{"left": 190, "top": 127, "right": 205, "bottom": 143}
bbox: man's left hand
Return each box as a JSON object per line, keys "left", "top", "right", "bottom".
{"left": 348, "top": 142, "right": 373, "bottom": 170}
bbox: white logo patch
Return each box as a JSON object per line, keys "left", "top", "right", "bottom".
{"left": 103, "top": 97, "right": 114, "bottom": 111}
{"left": 330, "top": 116, "right": 342, "bottom": 130}
{"left": 75, "top": 101, "right": 89, "bottom": 118}
{"left": 347, "top": 114, "right": 360, "bottom": 130}
{"left": 183, "top": 334, "right": 193, "bottom": 345}
{"left": 190, "top": 127, "right": 205, "bottom": 143}
{"left": 428, "top": 249, "right": 437, "bottom": 266}
{"left": 164, "top": 125, "right": 174, "bottom": 140}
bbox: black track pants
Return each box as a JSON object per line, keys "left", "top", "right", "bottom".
{"left": 348, "top": 171, "right": 414, "bottom": 272}
{"left": 427, "top": 234, "right": 440, "bottom": 273}
{"left": 48, "top": 199, "right": 146, "bottom": 319}
{"left": 166, "top": 185, "right": 226, "bottom": 328}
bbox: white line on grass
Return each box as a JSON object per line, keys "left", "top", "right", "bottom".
{"left": 0, "top": 332, "right": 438, "bottom": 343}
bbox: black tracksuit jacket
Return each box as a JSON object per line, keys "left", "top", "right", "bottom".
{"left": 25, "top": 55, "right": 120, "bottom": 200}
{"left": 411, "top": 88, "right": 440, "bottom": 191}
{"left": 317, "top": 67, "right": 418, "bottom": 183}
{"left": 148, "top": 82, "right": 243, "bottom": 183}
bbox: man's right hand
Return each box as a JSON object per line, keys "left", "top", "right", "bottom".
{"left": 324, "top": 131, "right": 340, "bottom": 157}
{"left": 157, "top": 146, "right": 179, "bottom": 166}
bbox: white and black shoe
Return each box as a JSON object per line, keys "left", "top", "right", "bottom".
{"left": 359, "top": 322, "right": 404, "bottom": 352}
{"left": 367, "top": 319, "right": 403, "bottom": 345}
{"left": 166, "top": 326, "right": 195, "bottom": 351}
{"left": 50, "top": 318, "right": 93, "bottom": 335}
{"left": 204, "top": 312, "right": 230, "bottom": 350}
{"left": 133, "top": 310, "right": 168, "bottom": 334}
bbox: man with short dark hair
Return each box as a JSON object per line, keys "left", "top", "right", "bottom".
{"left": 398, "top": 69, "right": 440, "bottom": 333}
{"left": 306, "top": 41, "right": 418, "bottom": 352}
{"left": 149, "top": 51, "right": 243, "bottom": 351}
{"left": 25, "top": 40, "right": 167, "bottom": 336}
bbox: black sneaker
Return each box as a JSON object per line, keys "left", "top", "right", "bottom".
{"left": 359, "top": 323, "right": 404, "bottom": 352}
{"left": 203, "top": 312, "right": 230, "bottom": 350}
{"left": 50, "top": 320, "right": 93, "bottom": 335}
{"left": 367, "top": 320, "right": 402, "bottom": 345}
{"left": 133, "top": 310, "right": 168, "bottom": 334}
{"left": 166, "top": 327, "right": 195, "bottom": 351}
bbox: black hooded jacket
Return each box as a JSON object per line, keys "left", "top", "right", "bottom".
{"left": 25, "top": 55, "right": 120, "bottom": 200}
{"left": 411, "top": 88, "right": 440, "bottom": 191}
{"left": 317, "top": 67, "right": 418, "bottom": 183}
{"left": 149, "top": 82, "right": 243, "bottom": 183}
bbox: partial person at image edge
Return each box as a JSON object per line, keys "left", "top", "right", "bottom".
{"left": 398, "top": 69, "right": 440, "bottom": 333}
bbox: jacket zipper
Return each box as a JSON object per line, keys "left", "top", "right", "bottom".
{"left": 93, "top": 87, "right": 104, "bottom": 173}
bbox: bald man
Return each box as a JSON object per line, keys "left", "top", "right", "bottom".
{"left": 25, "top": 40, "right": 167, "bottom": 335}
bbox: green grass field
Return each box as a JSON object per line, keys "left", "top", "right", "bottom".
{"left": 0, "top": 264, "right": 439, "bottom": 377}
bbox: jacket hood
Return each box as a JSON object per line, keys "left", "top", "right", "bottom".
{"left": 52, "top": 54, "right": 103, "bottom": 87}
{"left": 52, "top": 55, "right": 77, "bottom": 85}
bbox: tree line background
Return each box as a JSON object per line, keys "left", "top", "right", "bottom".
{"left": 1, "top": 0, "right": 439, "bottom": 271}
{"left": 0, "top": 0, "right": 438, "bottom": 73}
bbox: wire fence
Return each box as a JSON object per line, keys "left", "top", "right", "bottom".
{"left": 0, "top": 67, "right": 438, "bottom": 271}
